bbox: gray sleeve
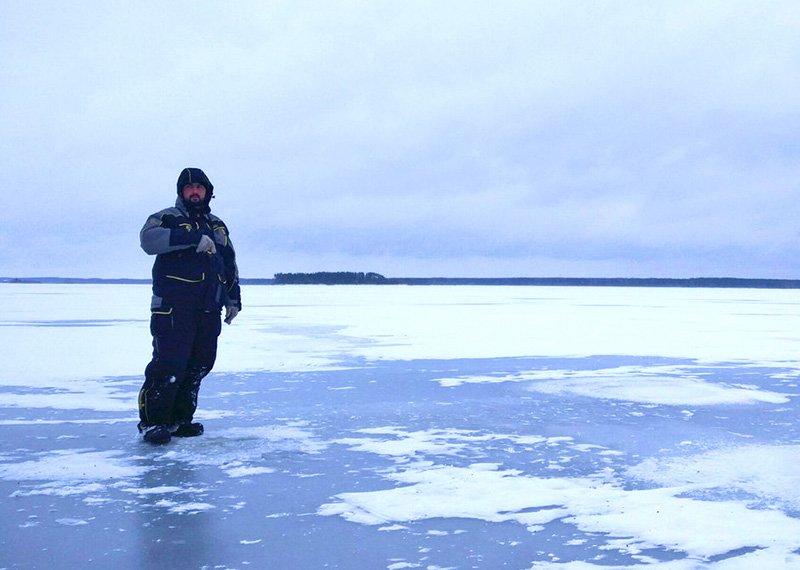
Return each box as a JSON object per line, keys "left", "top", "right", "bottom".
{"left": 140, "top": 213, "right": 200, "bottom": 255}
{"left": 219, "top": 232, "right": 242, "bottom": 308}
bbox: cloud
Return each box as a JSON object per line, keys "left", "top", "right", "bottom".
{"left": 2, "top": 1, "right": 799, "bottom": 277}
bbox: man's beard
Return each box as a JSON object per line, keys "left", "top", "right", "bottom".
{"left": 184, "top": 196, "right": 205, "bottom": 210}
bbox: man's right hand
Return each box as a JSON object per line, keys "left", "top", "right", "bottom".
{"left": 196, "top": 235, "right": 217, "bottom": 254}
{"left": 224, "top": 305, "right": 240, "bottom": 324}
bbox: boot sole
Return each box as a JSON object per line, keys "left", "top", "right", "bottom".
{"left": 143, "top": 436, "right": 171, "bottom": 445}
{"left": 172, "top": 430, "right": 203, "bottom": 438}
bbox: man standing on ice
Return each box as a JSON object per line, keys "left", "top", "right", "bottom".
{"left": 137, "top": 167, "right": 242, "bottom": 444}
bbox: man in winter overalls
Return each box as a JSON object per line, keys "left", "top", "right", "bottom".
{"left": 137, "top": 167, "right": 242, "bottom": 444}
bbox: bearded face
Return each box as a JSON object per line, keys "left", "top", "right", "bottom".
{"left": 181, "top": 183, "right": 207, "bottom": 206}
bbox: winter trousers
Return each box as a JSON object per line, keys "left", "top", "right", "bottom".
{"left": 138, "top": 305, "right": 222, "bottom": 429}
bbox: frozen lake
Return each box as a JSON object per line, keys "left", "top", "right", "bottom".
{"left": 1, "top": 284, "right": 799, "bottom": 569}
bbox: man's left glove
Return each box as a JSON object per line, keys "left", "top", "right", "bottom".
{"left": 224, "top": 305, "right": 240, "bottom": 325}
{"left": 196, "top": 235, "right": 217, "bottom": 254}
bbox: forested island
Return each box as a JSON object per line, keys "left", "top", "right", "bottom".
{"left": 273, "top": 272, "right": 388, "bottom": 284}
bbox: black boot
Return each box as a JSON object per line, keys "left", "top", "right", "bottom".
{"left": 142, "top": 424, "right": 172, "bottom": 445}
{"left": 172, "top": 422, "right": 204, "bottom": 437}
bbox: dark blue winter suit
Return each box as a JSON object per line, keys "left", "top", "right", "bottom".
{"left": 137, "top": 168, "right": 241, "bottom": 431}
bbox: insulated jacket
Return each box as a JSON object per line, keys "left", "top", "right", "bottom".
{"left": 140, "top": 197, "right": 241, "bottom": 313}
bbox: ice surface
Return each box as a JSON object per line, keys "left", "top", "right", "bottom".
{"left": 1, "top": 284, "right": 799, "bottom": 568}
{"left": 3, "top": 284, "right": 800, "bottom": 403}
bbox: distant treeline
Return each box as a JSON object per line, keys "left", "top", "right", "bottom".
{"left": 5, "top": 275, "right": 800, "bottom": 289}
{"left": 272, "top": 274, "right": 800, "bottom": 289}
{"left": 273, "top": 272, "right": 387, "bottom": 284}
{"left": 384, "top": 277, "right": 800, "bottom": 288}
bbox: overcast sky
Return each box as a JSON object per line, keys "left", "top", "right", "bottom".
{"left": 2, "top": 1, "right": 799, "bottom": 278}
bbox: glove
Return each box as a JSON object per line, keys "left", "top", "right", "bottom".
{"left": 224, "top": 305, "right": 240, "bottom": 325}
{"left": 196, "top": 235, "right": 216, "bottom": 254}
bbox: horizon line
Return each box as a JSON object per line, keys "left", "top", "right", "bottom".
{"left": 3, "top": 276, "right": 800, "bottom": 284}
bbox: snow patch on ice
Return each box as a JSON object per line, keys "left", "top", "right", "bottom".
{"left": 192, "top": 409, "right": 238, "bottom": 420}
{"left": 0, "top": 417, "right": 134, "bottom": 426}
{"left": 527, "top": 376, "right": 788, "bottom": 406}
{"left": 0, "top": 388, "right": 137, "bottom": 412}
{"left": 219, "top": 425, "right": 327, "bottom": 454}
{"left": 319, "top": 462, "right": 800, "bottom": 563}
{"left": 332, "top": 427, "right": 601, "bottom": 469}
{"left": 121, "top": 485, "right": 183, "bottom": 495}
{"left": 0, "top": 449, "right": 147, "bottom": 482}
{"left": 153, "top": 499, "right": 215, "bottom": 514}
{"left": 83, "top": 497, "right": 113, "bottom": 505}
{"left": 334, "top": 430, "right": 465, "bottom": 458}
{"left": 224, "top": 466, "right": 276, "bottom": 478}
{"left": 628, "top": 444, "right": 800, "bottom": 509}
{"left": 10, "top": 482, "right": 106, "bottom": 497}
{"left": 378, "top": 524, "right": 408, "bottom": 531}
{"left": 56, "top": 518, "right": 88, "bottom": 526}
{"left": 147, "top": 423, "right": 324, "bottom": 481}
{"left": 435, "top": 365, "right": 789, "bottom": 406}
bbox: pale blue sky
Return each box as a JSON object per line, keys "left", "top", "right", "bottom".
{"left": 2, "top": 1, "right": 799, "bottom": 278}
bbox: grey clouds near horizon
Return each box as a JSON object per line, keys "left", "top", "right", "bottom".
{"left": 2, "top": 1, "right": 799, "bottom": 278}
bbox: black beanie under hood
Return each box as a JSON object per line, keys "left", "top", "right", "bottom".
{"left": 177, "top": 167, "right": 214, "bottom": 207}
